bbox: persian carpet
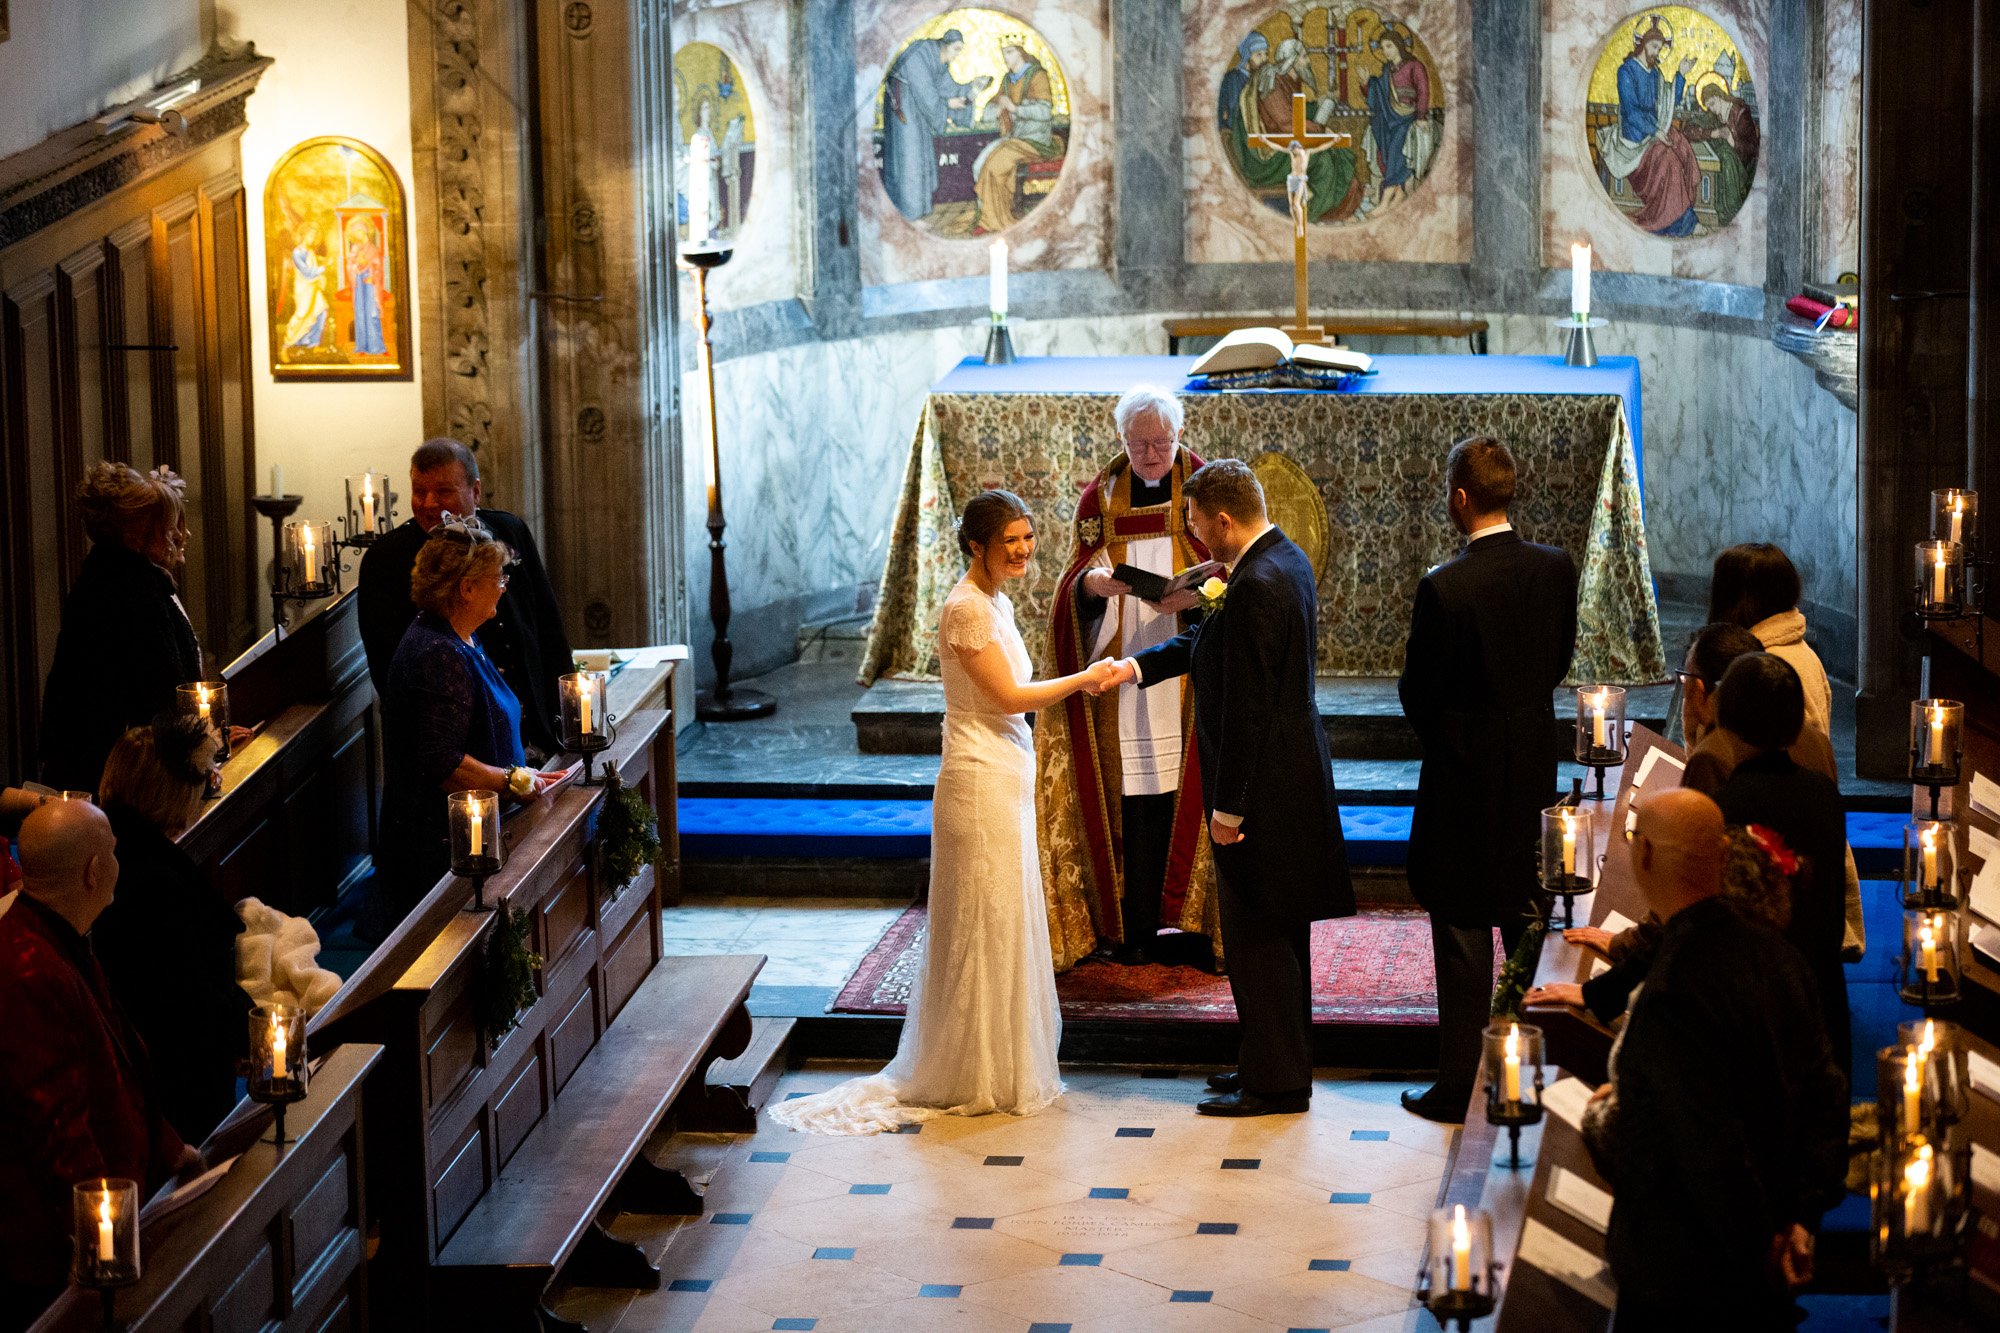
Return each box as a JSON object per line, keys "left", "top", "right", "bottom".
{"left": 831, "top": 904, "right": 1440, "bottom": 1025}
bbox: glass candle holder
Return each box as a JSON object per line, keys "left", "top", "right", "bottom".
{"left": 1915, "top": 540, "right": 1965, "bottom": 617}
{"left": 1484, "top": 1020, "right": 1544, "bottom": 1110}
{"left": 1902, "top": 820, "right": 1959, "bottom": 910}
{"left": 283, "top": 519, "right": 336, "bottom": 597}
{"left": 1899, "top": 1018, "right": 1970, "bottom": 1128}
{"left": 249, "top": 1002, "right": 308, "bottom": 1102}
{"left": 450, "top": 789, "right": 503, "bottom": 878}
{"left": 1898, "top": 906, "right": 1965, "bottom": 1008}
{"left": 1873, "top": 1133, "right": 1965, "bottom": 1266}
{"left": 1932, "top": 488, "right": 1979, "bottom": 554}
{"left": 1574, "top": 686, "right": 1627, "bottom": 765}
{"left": 71, "top": 1178, "right": 140, "bottom": 1288}
{"left": 1879, "top": 1044, "right": 1933, "bottom": 1142}
{"left": 1909, "top": 699, "right": 1964, "bottom": 787}
{"left": 344, "top": 471, "right": 393, "bottom": 542}
{"left": 176, "top": 679, "right": 231, "bottom": 762}
{"left": 1425, "top": 1204, "right": 1497, "bottom": 1313}
{"left": 1540, "top": 806, "right": 1594, "bottom": 895}
{"left": 559, "top": 670, "right": 609, "bottom": 748}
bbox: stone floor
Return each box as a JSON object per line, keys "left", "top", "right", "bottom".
{"left": 661, "top": 897, "right": 904, "bottom": 1018}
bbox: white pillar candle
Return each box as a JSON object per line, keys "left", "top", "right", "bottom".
{"left": 989, "top": 238, "right": 1009, "bottom": 318}
{"left": 1502, "top": 1023, "right": 1522, "bottom": 1104}
{"left": 1561, "top": 810, "right": 1577, "bottom": 877}
{"left": 1930, "top": 705, "right": 1946, "bottom": 765}
{"left": 97, "top": 1194, "right": 115, "bottom": 1263}
{"left": 1933, "top": 551, "right": 1948, "bottom": 607}
{"left": 469, "top": 809, "right": 484, "bottom": 858}
{"left": 1951, "top": 497, "right": 1965, "bottom": 548}
{"left": 302, "top": 529, "right": 318, "bottom": 585}
{"left": 1905, "top": 1144, "right": 1932, "bottom": 1234}
{"left": 1450, "top": 1204, "right": 1472, "bottom": 1292}
{"left": 1570, "top": 242, "right": 1591, "bottom": 320}
{"left": 270, "top": 463, "right": 284, "bottom": 497}
{"left": 687, "top": 128, "right": 715, "bottom": 248}
{"left": 1922, "top": 825, "right": 1939, "bottom": 888}
{"left": 360, "top": 473, "right": 377, "bottom": 531}
{"left": 1921, "top": 921, "right": 1940, "bottom": 982}
{"left": 580, "top": 685, "right": 594, "bottom": 736}
{"left": 1591, "top": 691, "right": 1608, "bottom": 750}
{"left": 196, "top": 682, "right": 211, "bottom": 723}
{"left": 1905, "top": 1051, "right": 1924, "bottom": 1131}
{"left": 271, "top": 1011, "right": 288, "bottom": 1080}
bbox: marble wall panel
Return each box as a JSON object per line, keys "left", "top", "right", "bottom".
{"left": 1542, "top": 0, "right": 1768, "bottom": 287}
{"left": 1813, "top": 0, "right": 1861, "bottom": 281}
{"left": 852, "top": 0, "right": 1113, "bottom": 287}
{"left": 675, "top": 0, "right": 797, "bottom": 310}
{"left": 1181, "top": 0, "right": 1474, "bottom": 266}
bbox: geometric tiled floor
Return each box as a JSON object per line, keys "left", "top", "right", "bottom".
{"left": 549, "top": 1064, "right": 1455, "bottom": 1332}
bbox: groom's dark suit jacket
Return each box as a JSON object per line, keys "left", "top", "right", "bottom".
{"left": 1134, "top": 527, "right": 1354, "bottom": 924}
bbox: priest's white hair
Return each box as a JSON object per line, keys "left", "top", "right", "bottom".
{"left": 1114, "top": 384, "right": 1184, "bottom": 437}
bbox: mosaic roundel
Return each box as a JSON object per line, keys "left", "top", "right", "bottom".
{"left": 1585, "top": 8, "right": 1760, "bottom": 238}
{"left": 873, "top": 8, "right": 1071, "bottom": 239}
{"left": 1218, "top": 3, "right": 1445, "bottom": 227}
{"left": 673, "top": 41, "right": 757, "bottom": 246}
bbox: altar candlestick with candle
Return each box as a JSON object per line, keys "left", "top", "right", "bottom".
{"left": 989, "top": 238, "right": 1009, "bottom": 319}
{"left": 1451, "top": 1204, "right": 1472, "bottom": 1292}
{"left": 1503, "top": 1023, "right": 1523, "bottom": 1103}
{"left": 1905, "top": 1051, "right": 1923, "bottom": 1132}
{"left": 97, "top": 1193, "right": 114, "bottom": 1263}
{"left": 1570, "top": 242, "right": 1591, "bottom": 321}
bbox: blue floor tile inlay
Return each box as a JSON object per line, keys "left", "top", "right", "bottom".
{"left": 1197, "top": 1222, "right": 1239, "bottom": 1235}
{"left": 773, "top": 1321, "right": 818, "bottom": 1332}
{"left": 812, "top": 1247, "right": 855, "bottom": 1261}
{"left": 666, "top": 1278, "right": 712, "bottom": 1292}
{"left": 918, "top": 1284, "right": 963, "bottom": 1298}
{"left": 1059, "top": 1253, "right": 1103, "bottom": 1266}
{"left": 849, "top": 1183, "right": 891, "bottom": 1195}
{"left": 1309, "top": 1258, "right": 1352, "bottom": 1271}
{"left": 749, "top": 1151, "right": 790, "bottom": 1163}
{"left": 1088, "top": 1187, "right": 1129, "bottom": 1199}
{"left": 952, "top": 1217, "right": 995, "bottom": 1229}
{"left": 1170, "top": 1291, "right": 1214, "bottom": 1303}
{"left": 1115, "top": 1127, "right": 1155, "bottom": 1137}
{"left": 1328, "top": 1192, "right": 1372, "bottom": 1204}
{"left": 709, "top": 1212, "right": 752, "bottom": 1225}
{"left": 1221, "top": 1158, "right": 1261, "bottom": 1170}
{"left": 1350, "top": 1129, "right": 1391, "bottom": 1141}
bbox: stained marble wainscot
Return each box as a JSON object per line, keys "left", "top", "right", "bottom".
{"left": 1541, "top": 0, "right": 1769, "bottom": 286}
{"left": 1181, "top": 0, "right": 1475, "bottom": 268}
{"left": 676, "top": 0, "right": 797, "bottom": 311}
{"left": 1812, "top": 0, "right": 1861, "bottom": 280}
{"left": 851, "top": 0, "right": 1114, "bottom": 287}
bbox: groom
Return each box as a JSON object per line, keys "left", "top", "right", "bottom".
{"left": 1105, "top": 459, "right": 1354, "bottom": 1115}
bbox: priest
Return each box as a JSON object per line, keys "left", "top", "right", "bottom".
{"left": 1038, "top": 386, "right": 1219, "bottom": 970}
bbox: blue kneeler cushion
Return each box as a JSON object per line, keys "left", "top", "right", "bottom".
{"left": 1843, "top": 811, "right": 1906, "bottom": 878}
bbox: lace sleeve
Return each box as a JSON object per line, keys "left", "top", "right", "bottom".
{"left": 939, "top": 596, "right": 997, "bottom": 659}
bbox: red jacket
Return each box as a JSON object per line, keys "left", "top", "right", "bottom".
{"left": 0, "top": 893, "right": 187, "bottom": 1304}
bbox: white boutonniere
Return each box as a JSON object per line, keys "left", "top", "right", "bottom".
{"left": 1197, "top": 576, "right": 1228, "bottom": 615}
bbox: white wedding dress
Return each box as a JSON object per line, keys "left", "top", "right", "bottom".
{"left": 769, "top": 578, "right": 1064, "bottom": 1134}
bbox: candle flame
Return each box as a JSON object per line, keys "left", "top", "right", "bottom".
{"left": 1931, "top": 702, "right": 1947, "bottom": 728}
{"left": 1922, "top": 824, "right": 1937, "bottom": 852}
{"left": 1451, "top": 1203, "right": 1469, "bottom": 1247}
{"left": 1505, "top": 1023, "right": 1520, "bottom": 1059}
{"left": 196, "top": 682, "right": 210, "bottom": 707}
{"left": 1956, "top": 496, "right": 1965, "bottom": 516}
{"left": 362, "top": 473, "right": 374, "bottom": 501}
{"left": 1906, "top": 1149, "right": 1930, "bottom": 1192}
{"left": 98, "top": 1192, "right": 111, "bottom": 1227}
{"left": 1921, "top": 1019, "right": 1937, "bottom": 1054}
{"left": 1920, "top": 921, "right": 1936, "bottom": 950}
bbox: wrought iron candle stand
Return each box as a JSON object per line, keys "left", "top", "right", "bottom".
{"left": 1482, "top": 1021, "right": 1546, "bottom": 1170}
{"left": 72, "top": 1177, "right": 140, "bottom": 1330}
{"left": 249, "top": 479, "right": 398, "bottom": 638}
{"left": 1419, "top": 1204, "right": 1499, "bottom": 1329}
{"left": 1539, "top": 803, "right": 1595, "bottom": 928}
{"left": 1898, "top": 905, "right": 1965, "bottom": 1011}
{"left": 248, "top": 1003, "right": 308, "bottom": 1147}
{"left": 1907, "top": 700, "right": 1964, "bottom": 822}
{"left": 250, "top": 493, "right": 302, "bottom": 636}
{"left": 1902, "top": 820, "right": 1961, "bottom": 914}
{"left": 558, "top": 670, "right": 615, "bottom": 787}
{"left": 1573, "top": 686, "right": 1627, "bottom": 802}
{"left": 450, "top": 789, "right": 503, "bottom": 912}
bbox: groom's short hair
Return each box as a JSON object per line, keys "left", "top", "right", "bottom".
{"left": 1446, "top": 435, "right": 1516, "bottom": 513}
{"left": 1185, "top": 459, "right": 1265, "bottom": 523}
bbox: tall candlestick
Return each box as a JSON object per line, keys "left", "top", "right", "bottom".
{"left": 1905, "top": 1050, "right": 1924, "bottom": 1132}
{"left": 1570, "top": 242, "right": 1591, "bottom": 320}
{"left": 469, "top": 809, "right": 484, "bottom": 858}
{"left": 989, "top": 238, "right": 1009, "bottom": 318}
{"left": 1905, "top": 1143, "right": 1932, "bottom": 1234}
{"left": 1450, "top": 1204, "right": 1472, "bottom": 1292}
{"left": 271, "top": 1011, "right": 288, "bottom": 1080}
{"left": 97, "top": 1193, "right": 114, "bottom": 1264}
{"left": 1502, "top": 1022, "right": 1522, "bottom": 1103}
{"left": 1561, "top": 810, "right": 1577, "bottom": 876}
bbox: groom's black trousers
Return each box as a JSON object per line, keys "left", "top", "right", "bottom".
{"left": 1215, "top": 850, "right": 1314, "bottom": 1097}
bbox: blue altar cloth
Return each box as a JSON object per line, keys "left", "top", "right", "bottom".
{"left": 934, "top": 354, "right": 1647, "bottom": 498}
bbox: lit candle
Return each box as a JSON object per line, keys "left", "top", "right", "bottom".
{"left": 989, "top": 238, "right": 1009, "bottom": 318}
{"left": 469, "top": 808, "right": 484, "bottom": 858}
{"left": 1503, "top": 1022, "right": 1523, "bottom": 1104}
{"left": 360, "top": 473, "right": 377, "bottom": 531}
{"left": 1450, "top": 1204, "right": 1472, "bottom": 1292}
{"left": 1929, "top": 704, "right": 1946, "bottom": 766}
{"left": 270, "top": 1010, "right": 288, "bottom": 1081}
{"left": 580, "top": 682, "right": 594, "bottom": 736}
{"left": 1921, "top": 919, "right": 1940, "bottom": 982}
{"left": 1591, "top": 690, "right": 1608, "bottom": 750}
{"left": 1951, "top": 496, "right": 1965, "bottom": 548}
{"left": 1920, "top": 1019, "right": 1937, "bottom": 1058}
{"left": 97, "top": 1192, "right": 115, "bottom": 1264}
{"left": 196, "top": 681, "right": 212, "bottom": 723}
{"left": 302, "top": 528, "right": 318, "bottom": 585}
{"left": 1905, "top": 1142, "right": 1932, "bottom": 1235}
{"left": 1933, "top": 549, "right": 1948, "bottom": 607}
{"left": 1570, "top": 242, "right": 1591, "bottom": 321}
{"left": 1922, "top": 824, "right": 1939, "bottom": 889}
{"left": 1905, "top": 1050, "right": 1924, "bottom": 1132}
{"left": 1560, "top": 809, "right": 1577, "bottom": 877}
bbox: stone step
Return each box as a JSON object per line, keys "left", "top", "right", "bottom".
{"left": 855, "top": 677, "right": 1678, "bottom": 759}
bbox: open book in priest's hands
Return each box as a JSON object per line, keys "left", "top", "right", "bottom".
{"left": 1108, "top": 560, "right": 1224, "bottom": 605}
{"left": 1188, "top": 327, "right": 1373, "bottom": 380}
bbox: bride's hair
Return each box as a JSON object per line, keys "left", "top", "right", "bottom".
{"left": 957, "top": 489, "right": 1033, "bottom": 560}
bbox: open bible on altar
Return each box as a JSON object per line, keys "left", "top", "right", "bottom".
{"left": 1110, "top": 560, "right": 1224, "bottom": 605}
{"left": 1188, "top": 327, "right": 1373, "bottom": 377}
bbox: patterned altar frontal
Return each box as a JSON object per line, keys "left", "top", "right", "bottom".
{"left": 861, "top": 355, "right": 1666, "bottom": 685}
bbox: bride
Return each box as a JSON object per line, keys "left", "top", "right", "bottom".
{"left": 771, "top": 491, "right": 1119, "bottom": 1135}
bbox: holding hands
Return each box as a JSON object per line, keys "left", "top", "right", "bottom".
{"left": 1083, "top": 658, "right": 1137, "bottom": 695}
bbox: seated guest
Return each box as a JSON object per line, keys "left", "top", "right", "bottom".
{"left": 358, "top": 438, "right": 573, "bottom": 759}
{"left": 91, "top": 717, "right": 247, "bottom": 1144}
{"left": 1709, "top": 652, "right": 1853, "bottom": 1077}
{"left": 1581, "top": 788, "right": 1846, "bottom": 1330}
{"left": 38, "top": 462, "right": 202, "bottom": 793}
{"left": 375, "top": 519, "right": 564, "bottom": 929}
{"left": 1709, "top": 542, "right": 1833, "bottom": 737}
{"left": 0, "top": 801, "right": 195, "bottom": 1323}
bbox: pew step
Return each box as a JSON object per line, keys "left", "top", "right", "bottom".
{"left": 688, "top": 1016, "right": 796, "bottom": 1132}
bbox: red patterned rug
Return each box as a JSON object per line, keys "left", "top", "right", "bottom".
{"left": 831, "top": 905, "right": 1440, "bottom": 1025}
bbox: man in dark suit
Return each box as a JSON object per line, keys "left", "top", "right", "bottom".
{"left": 1107, "top": 459, "right": 1355, "bottom": 1116}
{"left": 357, "top": 438, "right": 574, "bottom": 759}
{"left": 1398, "top": 437, "right": 1578, "bottom": 1123}
{"left": 1582, "top": 787, "right": 1846, "bottom": 1329}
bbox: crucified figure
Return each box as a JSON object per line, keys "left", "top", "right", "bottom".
{"left": 1286, "top": 140, "right": 1312, "bottom": 237}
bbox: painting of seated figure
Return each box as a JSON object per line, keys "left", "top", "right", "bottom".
{"left": 873, "top": 7, "right": 1071, "bottom": 239}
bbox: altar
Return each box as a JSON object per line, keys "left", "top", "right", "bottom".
{"left": 860, "top": 354, "right": 1665, "bottom": 685}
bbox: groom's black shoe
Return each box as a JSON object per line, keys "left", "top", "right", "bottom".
{"left": 1400, "top": 1086, "right": 1468, "bottom": 1124}
{"left": 1205, "top": 1071, "right": 1241, "bottom": 1093}
{"left": 1197, "top": 1089, "right": 1310, "bottom": 1117}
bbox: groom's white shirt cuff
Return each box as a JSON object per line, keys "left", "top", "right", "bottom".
{"left": 1212, "top": 810, "right": 1243, "bottom": 828}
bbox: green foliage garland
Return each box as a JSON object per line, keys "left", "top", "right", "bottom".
{"left": 593, "top": 769, "right": 661, "bottom": 897}
{"left": 480, "top": 900, "right": 541, "bottom": 1050}
{"left": 1489, "top": 916, "right": 1550, "bottom": 1022}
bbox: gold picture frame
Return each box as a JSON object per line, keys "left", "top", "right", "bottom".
{"left": 263, "top": 136, "right": 413, "bottom": 380}
{"left": 1, "top": 2, "right": 10, "bottom": 43}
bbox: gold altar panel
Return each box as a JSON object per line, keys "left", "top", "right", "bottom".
{"left": 862, "top": 390, "right": 1664, "bottom": 685}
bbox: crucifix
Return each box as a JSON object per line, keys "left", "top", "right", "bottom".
{"left": 1246, "top": 91, "right": 1352, "bottom": 345}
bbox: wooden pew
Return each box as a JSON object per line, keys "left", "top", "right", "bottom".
{"left": 30, "top": 1044, "right": 381, "bottom": 1333}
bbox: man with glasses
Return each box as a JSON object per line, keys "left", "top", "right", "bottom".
{"left": 358, "top": 437, "right": 574, "bottom": 760}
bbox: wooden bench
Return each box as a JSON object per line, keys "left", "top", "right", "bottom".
{"left": 1164, "top": 313, "right": 1490, "bottom": 355}
{"left": 433, "top": 954, "right": 763, "bottom": 1330}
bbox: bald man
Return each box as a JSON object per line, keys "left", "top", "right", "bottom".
{"left": 0, "top": 801, "right": 193, "bottom": 1318}
{"left": 1581, "top": 789, "right": 1846, "bottom": 1330}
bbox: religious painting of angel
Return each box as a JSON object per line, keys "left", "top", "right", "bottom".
{"left": 1585, "top": 8, "right": 1760, "bottom": 238}
{"left": 263, "top": 137, "right": 411, "bottom": 380}
{"left": 873, "top": 8, "right": 1072, "bottom": 239}
{"left": 1218, "top": 3, "right": 1445, "bottom": 227}
{"left": 673, "top": 41, "right": 757, "bottom": 247}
